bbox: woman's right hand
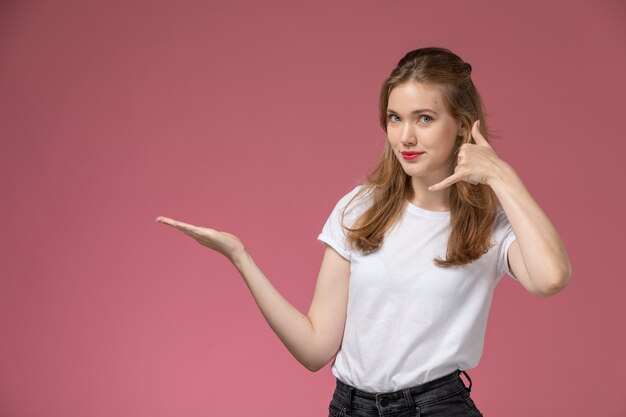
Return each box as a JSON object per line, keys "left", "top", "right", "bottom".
{"left": 156, "top": 216, "right": 351, "bottom": 372}
{"left": 155, "top": 216, "right": 246, "bottom": 264}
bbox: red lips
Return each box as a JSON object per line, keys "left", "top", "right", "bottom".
{"left": 401, "top": 151, "right": 424, "bottom": 160}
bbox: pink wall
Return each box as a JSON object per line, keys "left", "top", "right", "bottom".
{"left": 1, "top": 0, "right": 624, "bottom": 416}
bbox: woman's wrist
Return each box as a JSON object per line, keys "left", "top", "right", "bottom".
{"left": 230, "top": 249, "right": 252, "bottom": 271}
{"left": 486, "top": 159, "right": 519, "bottom": 192}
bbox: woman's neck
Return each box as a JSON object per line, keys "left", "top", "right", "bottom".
{"left": 409, "top": 176, "right": 451, "bottom": 212}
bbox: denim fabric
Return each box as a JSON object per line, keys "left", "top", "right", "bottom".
{"left": 328, "top": 369, "right": 483, "bottom": 417}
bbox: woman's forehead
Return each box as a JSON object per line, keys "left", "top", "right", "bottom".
{"left": 388, "top": 81, "right": 445, "bottom": 114}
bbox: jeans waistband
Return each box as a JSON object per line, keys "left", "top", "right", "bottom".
{"left": 332, "top": 369, "right": 472, "bottom": 415}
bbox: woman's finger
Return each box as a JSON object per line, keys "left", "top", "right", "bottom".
{"left": 155, "top": 216, "right": 178, "bottom": 226}
{"left": 156, "top": 216, "right": 187, "bottom": 228}
{"left": 471, "top": 120, "right": 490, "bottom": 147}
{"left": 157, "top": 216, "right": 222, "bottom": 242}
{"left": 428, "top": 171, "right": 464, "bottom": 191}
{"left": 155, "top": 216, "right": 201, "bottom": 234}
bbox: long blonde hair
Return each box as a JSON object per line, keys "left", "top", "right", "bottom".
{"left": 343, "top": 47, "right": 498, "bottom": 266}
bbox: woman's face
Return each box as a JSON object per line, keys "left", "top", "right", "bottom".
{"left": 386, "top": 81, "right": 465, "bottom": 186}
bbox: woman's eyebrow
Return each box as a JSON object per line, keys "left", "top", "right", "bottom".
{"left": 386, "top": 108, "right": 438, "bottom": 115}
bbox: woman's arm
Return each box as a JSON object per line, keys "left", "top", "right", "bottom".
{"left": 485, "top": 163, "right": 572, "bottom": 296}
{"left": 428, "top": 121, "right": 572, "bottom": 296}
{"left": 155, "top": 217, "right": 350, "bottom": 370}
{"left": 233, "top": 246, "right": 349, "bottom": 370}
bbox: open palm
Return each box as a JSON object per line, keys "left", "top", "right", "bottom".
{"left": 155, "top": 216, "right": 245, "bottom": 262}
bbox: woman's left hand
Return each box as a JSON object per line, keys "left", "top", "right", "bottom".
{"left": 428, "top": 120, "right": 505, "bottom": 191}
{"left": 429, "top": 120, "right": 572, "bottom": 296}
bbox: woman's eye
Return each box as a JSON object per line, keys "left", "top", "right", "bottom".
{"left": 387, "top": 114, "right": 400, "bottom": 122}
{"left": 419, "top": 115, "right": 432, "bottom": 123}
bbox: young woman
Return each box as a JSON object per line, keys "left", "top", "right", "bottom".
{"left": 156, "top": 47, "right": 571, "bottom": 417}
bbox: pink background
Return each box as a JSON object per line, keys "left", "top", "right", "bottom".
{"left": 1, "top": 0, "right": 624, "bottom": 416}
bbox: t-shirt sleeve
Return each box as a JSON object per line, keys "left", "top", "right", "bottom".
{"left": 495, "top": 207, "right": 518, "bottom": 280}
{"left": 317, "top": 186, "right": 364, "bottom": 261}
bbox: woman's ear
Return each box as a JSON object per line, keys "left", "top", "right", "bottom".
{"left": 457, "top": 120, "right": 467, "bottom": 137}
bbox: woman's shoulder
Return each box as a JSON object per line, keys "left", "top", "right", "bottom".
{"left": 328, "top": 184, "right": 372, "bottom": 226}
{"left": 334, "top": 184, "right": 372, "bottom": 211}
{"left": 494, "top": 205, "right": 509, "bottom": 225}
{"left": 336, "top": 184, "right": 363, "bottom": 203}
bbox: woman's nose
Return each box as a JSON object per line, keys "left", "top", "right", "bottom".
{"left": 400, "top": 124, "right": 417, "bottom": 146}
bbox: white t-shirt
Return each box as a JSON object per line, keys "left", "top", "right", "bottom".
{"left": 317, "top": 186, "right": 517, "bottom": 393}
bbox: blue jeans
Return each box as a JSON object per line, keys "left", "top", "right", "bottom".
{"left": 328, "top": 369, "right": 483, "bottom": 417}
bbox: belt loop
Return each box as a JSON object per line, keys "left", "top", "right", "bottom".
{"left": 402, "top": 387, "right": 419, "bottom": 416}
{"left": 344, "top": 385, "right": 355, "bottom": 415}
{"left": 461, "top": 370, "right": 473, "bottom": 392}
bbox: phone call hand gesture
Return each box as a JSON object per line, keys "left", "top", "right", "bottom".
{"left": 429, "top": 120, "right": 506, "bottom": 191}
{"left": 155, "top": 216, "right": 246, "bottom": 264}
